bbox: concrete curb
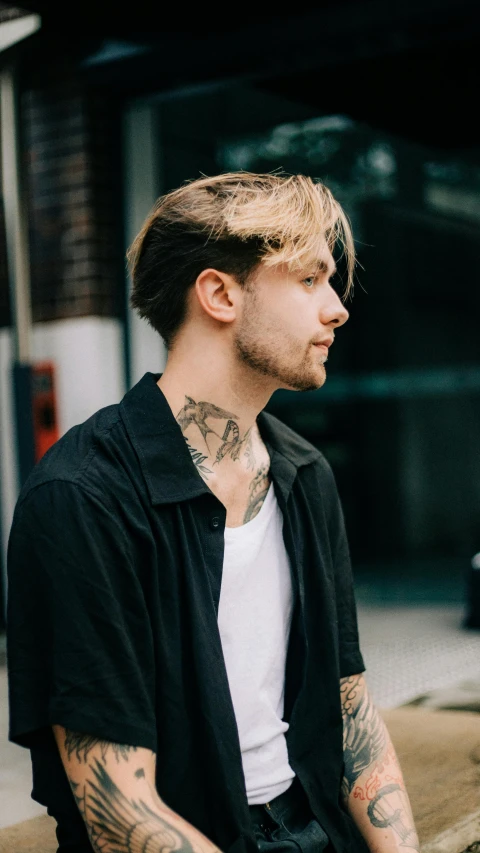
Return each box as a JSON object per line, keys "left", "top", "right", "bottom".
{"left": 422, "top": 810, "right": 480, "bottom": 853}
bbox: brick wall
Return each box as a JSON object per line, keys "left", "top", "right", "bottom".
{"left": 0, "top": 71, "right": 122, "bottom": 329}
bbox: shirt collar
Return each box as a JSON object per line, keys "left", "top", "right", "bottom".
{"left": 119, "top": 372, "right": 320, "bottom": 506}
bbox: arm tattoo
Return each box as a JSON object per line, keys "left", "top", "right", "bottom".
{"left": 340, "top": 678, "right": 419, "bottom": 851}
{"left": 69, "top": 778, "right": 87, "bottom": 819}
{"left": 340, "top": 675, "right": 387, "bottom": 797}
{"left": 366, "top": 784, "right": 420, "bottom": 851}
{"left": 64, "top": 731, "right": 137, "bottom": 765}
{"left": 69, "top": 778, "right": 101, "bottom": 853}
{"left": 67, "top": 759, "right": 212, "bottom": 853}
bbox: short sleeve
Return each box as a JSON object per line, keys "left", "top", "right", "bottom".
{"left": 332, "top": 503, "right": 366, "bottom": 678}
{"left": 321, "top": 460, "right": 365, "bottom": 678}
{"left": 6, "top": 480, "right": 157, "bottom": 752}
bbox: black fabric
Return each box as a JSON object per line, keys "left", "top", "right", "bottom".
{"left": 7, "top": 372, "right": 367, "bottom": 853}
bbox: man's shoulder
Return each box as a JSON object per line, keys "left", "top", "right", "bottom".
{"left": 16, "top": 401, "right": 129, "bottom": 510}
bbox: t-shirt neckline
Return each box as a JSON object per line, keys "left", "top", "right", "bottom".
{"left": 224, "top": 481, "right": 274, "bottom": 536}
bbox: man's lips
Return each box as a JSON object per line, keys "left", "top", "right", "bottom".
{"left": 313, "top": 338, "right": 333, "bottom": 354}
{"left": 313, "top": 338, "right": 334, "bottom": 348}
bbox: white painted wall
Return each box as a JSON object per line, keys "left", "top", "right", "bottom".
{"left": 0, "top": 316, "right": 124, "bottom": 618}
{"left": 31, "top": 317, "right": 124, "bottom": 434}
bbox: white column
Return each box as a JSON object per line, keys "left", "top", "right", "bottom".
{"left": 122, "top": 101, "right": 167, "bottom": 386}
{"left": 0, "top": 329, "right": 19, "bottom": 615}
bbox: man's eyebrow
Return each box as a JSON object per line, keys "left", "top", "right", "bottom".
{"left": 315, "top": 260, "right": 337, "bottom": 277}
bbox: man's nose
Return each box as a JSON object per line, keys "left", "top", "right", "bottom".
{"left": 321, "top": 289, "right": 349, "bottom": 328}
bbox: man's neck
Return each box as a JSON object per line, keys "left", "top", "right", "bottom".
{"left": 157, "top": 371, "right": 270, "bottom": 487}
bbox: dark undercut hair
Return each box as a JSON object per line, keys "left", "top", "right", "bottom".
{"left": 127, "top": 171, "right": 354, "bottom": 351}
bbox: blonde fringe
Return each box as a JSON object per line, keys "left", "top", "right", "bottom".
{"left": 127, "top": 171, "right": 355, "bottom": 297}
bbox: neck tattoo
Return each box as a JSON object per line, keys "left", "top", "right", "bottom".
{"left": 175, "top": 395, "right": 256, "bottom": 481}
{"left": 176, "top": 394, "right": 271, "bottom": 524}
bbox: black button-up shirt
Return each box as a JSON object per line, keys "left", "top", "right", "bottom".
{"left": 7, "top": 372, "right": 367, "bottom": 853}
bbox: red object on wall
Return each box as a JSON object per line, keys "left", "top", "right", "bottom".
{"left": 32, "top": 361, "right": 60, "bottom": 462}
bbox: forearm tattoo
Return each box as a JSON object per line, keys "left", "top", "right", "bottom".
{"left": 340, "top": 676, "right": 419, "bottom": 852}
{"left": 366, "top": 784, "right": 420, "bottom": 851}
{"left": 63, "top": 731, "right": 218, "bottom": 853}
{"left": 340, "top": 675, "right": 387, "bottom": 796}
{"left": 64, "top": 731, "right": 137, "bottom": 765}
{"left": 69, "top": 759, "right": 196, "bottom": 853}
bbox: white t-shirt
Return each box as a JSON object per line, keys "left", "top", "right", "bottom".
{"left": 218, "top": 481, "right": 296, "bottom": 805}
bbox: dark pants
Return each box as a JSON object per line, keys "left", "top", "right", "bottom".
{"left": 248, "top": 777, "right": 333, "bottom": 853}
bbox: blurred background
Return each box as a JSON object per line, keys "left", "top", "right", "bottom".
{"left": 1, "top": 0, "right": 480, "bottom": 622}
{"left": 1, "top": 0, "right": 480, "bottom": 836}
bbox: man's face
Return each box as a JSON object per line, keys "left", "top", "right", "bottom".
{"left": 233, "top": 247, "right": 349, "bottom": 392}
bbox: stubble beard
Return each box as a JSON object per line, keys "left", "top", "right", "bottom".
{"left": 233, "top": 294, "right": 327, "bottom": 393}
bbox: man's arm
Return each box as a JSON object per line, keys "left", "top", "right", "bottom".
{"left": 52, "top": 725, "right": 223, "bottom": 853}
{"left": 340, "top": 674, "right": 420, "bottom": 853}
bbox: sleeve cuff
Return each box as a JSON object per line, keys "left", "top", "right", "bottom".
{"left": 339, "top": 650, "right": 366, "bottom": 678}
{"left": 10, "top": 703, "right": 157, "bottom": 754}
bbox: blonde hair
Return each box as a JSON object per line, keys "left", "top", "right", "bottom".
{"left": 128, "top": 171, "right": 355, "bottom": 349}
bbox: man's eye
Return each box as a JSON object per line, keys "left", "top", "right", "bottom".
{"left": 303, "top": 276, "right": 316, "bottom": 288}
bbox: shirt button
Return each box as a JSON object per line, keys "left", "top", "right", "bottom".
{"left": 210, "top": 516, "right": 221, "bottom": 531}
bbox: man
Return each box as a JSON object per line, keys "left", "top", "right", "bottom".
{"left": 7, "top": 172, "right": 419, "bottom": 853}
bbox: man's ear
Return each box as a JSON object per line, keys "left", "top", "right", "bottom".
{"left": 193, "top": 268, "right": 240, "bottom": 324}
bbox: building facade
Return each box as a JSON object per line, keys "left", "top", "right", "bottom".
{"left": 1, "top": 1, "right": 480, "bottom": 624}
